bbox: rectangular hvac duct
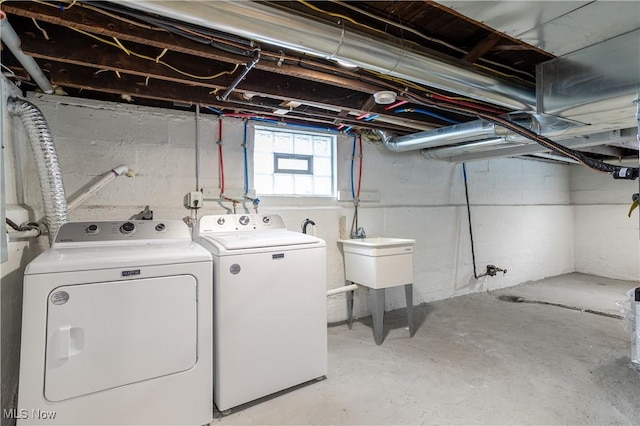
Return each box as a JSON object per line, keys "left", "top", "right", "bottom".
{"left": 536, "top": 29, "right": 640, "bottom": 129}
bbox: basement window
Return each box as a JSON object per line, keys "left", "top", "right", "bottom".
{"left": 254, "top": 127, "right": 336, "bottom": 196}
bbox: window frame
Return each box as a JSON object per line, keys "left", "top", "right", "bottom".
{"left": 252, "top": 125, "right": 337, "bottom": 198}
{"left": 273, "top": 153, "right": 314, "bottom": 175}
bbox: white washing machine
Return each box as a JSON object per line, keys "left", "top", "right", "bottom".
{"left": 17, "top": 220, "right": 213, "bottom": 425}
{"left": 194, "top": 214, "right": 327, "bottom": 412}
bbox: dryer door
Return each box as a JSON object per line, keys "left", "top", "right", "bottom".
{"left": 44, "top": 275, "right": 197, "bottom": 402}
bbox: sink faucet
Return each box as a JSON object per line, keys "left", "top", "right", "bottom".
{"left": 352, "top": 227, "right": 366, "bottom": 239}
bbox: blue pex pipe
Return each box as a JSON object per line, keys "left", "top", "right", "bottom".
{"left": 395, "top": 108, "right": 459, "bottom": 125}
{"left": 350, "top": 134, "right": 357, "bottom": 199}
{"left": 243, "top": 120, "right": 249, "bottom": 194}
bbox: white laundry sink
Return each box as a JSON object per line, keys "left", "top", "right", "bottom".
{"left": 339, "top": 237, "right": 415, "bottom": 289}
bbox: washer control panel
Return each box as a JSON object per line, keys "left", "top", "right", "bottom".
{"left": 197, "top": 214, "right": 286, "bottom": 234}
{"left": 54, "top": 220, "right": 190, "bottom": 244}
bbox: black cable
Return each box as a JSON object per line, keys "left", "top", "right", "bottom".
{"left": 406, "top": 92, "right": 639, "bottom": 179}
{"left": 5, "top": 218, "right": 21, "bottom": 231}
{"left": 5, "top": 218, "right": 39, "bottom": 232}
{"left": 477, "top": 113, "right": 639, "bottom": 179}
{"left": 462, "top": 163, "right": 480, "bottom": 279}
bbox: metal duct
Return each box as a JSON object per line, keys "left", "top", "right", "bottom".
{"left": 0, "top": 16, "right": 54, "bottom": 94}
{"left": 115, "top": 0, "right": 535, "bottom": 111}
{"left": 7, "top": 97, "right": 68, "bottom": 244}
{"left": 374, "top": 116, "right": 538, "bottom": 152}
{"left": 422, "top": 138, "right": 516, "bottom": 159}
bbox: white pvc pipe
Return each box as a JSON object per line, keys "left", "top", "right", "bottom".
{"left": 327, "top": 284, "right": 358, "bottom": 296}
{"left": 0, "top": 15, "right": 54, "bottom": 94}
{"left": 66, "top": 165, "right": 129, "bottom": 212}
{"left": 8, "top": 229, "right": 41, "bottom": 240}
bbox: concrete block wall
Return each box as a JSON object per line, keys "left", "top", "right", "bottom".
{"left": 16, "top": 93, "right": 576, "bottom": 321}
{"left": 571, "top": 164, "right": 639, "bottom": 280}
{"left": 1, "top": 79, "right": 45, "bottom": 426}
{"left": 3, "top": 86, "right": 634, "bottom": 419}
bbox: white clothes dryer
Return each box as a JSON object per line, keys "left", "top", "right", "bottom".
{"left": 17, "top": 220, "right": 212, "bottom": 425}
{"left": 194, "top": 214, "right": 327, "bottom": 412}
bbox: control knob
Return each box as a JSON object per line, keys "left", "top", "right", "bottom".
{"left": 86, "top": 224, "right": 99, "bottom": 234}
{"left": 155, "top": 223, "right": 166, "bottom": 232}
{"left": 239, "top": 215, "right": 250, "bottom": 226}
{"left": 120, "top": 222, "right": 135, "bottom": 234}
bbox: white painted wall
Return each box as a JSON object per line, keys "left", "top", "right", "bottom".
{"left": 18, "top": 93, "right": 575, "bottom": 320}
{"left": 571, "top": 164, "right": 639, "bottom": 280}
{"left": 1, "top": 79, "right": 46, "bottom": 426}
{"left": 0, "top": 88, "right": 581, "bottom": 418}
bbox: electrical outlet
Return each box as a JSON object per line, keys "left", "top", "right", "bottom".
{"left": 184, "top": 191, "right": 204, "bottom": 209}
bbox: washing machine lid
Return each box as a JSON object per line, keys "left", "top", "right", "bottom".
{"left": 198, "top": 229, "right": 322, "bottom": 252}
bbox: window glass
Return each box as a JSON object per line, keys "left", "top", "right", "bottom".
{"left": 253, "top": 127, "right": 336, "bottom": 197}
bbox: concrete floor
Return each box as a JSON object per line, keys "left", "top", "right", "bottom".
{"left": 212, "top": 273, "right": 640, "bottom": 425}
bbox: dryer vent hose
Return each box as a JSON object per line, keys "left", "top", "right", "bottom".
{"left": 7, "top": 97, "right": 68, "bottom": 245}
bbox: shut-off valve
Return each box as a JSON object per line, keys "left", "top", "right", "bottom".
{"left": 485, "top": 264, "right": 507, "bottom": 277}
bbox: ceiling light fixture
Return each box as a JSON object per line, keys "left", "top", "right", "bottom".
{"left": 373, "top": 91, "right": 397, "bottom": 105}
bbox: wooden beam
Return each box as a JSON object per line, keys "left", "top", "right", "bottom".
{"left": 463, "top": 33, "right": 503, "bottom": 64}
{"left": 46, "top": 62, "right": 419, "bottom": 133}
{"left": 3, "top": 2, "right": 385, "bottom": 94}
{"left": 17, "top": 24, "right": 378, "bottom": 110}
{"left": 16, "top": 25, "right": 436, "bottom": 129}
{"left": 490, "top": 44, "right": 536, "bottom": 52}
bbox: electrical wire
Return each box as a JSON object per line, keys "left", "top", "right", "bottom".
{"left": 305, "top": 0, "right": 535, "bottom": 81}
{"left": 5, "top": 218, "right": 21, "bottom": 231}
{"left": 32, "top": 0, "right": 509, "bottom": 119}
{"left": 1, "top": 63, "right": 17, "bottom": 78}
{"left": 298, "top": 0, "right": 388, "bottom": 38}
{"left": 69, "top": 27, "right": 240, "bottom": 80}
{"left": 364, "top": 69, "right": 509, "bottom": 114}
{"left": 32, "top": 0, "right": 166, "bottom": 31}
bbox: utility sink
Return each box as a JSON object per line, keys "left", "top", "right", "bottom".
{"left": 339, "top": 237, "right": 415, "bottom": 289}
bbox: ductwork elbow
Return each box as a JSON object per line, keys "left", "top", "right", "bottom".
{"left": 372, "top": 129, "right": 401, "bottom": 152}
{"left": 7, "top": 97, "right": 68, "bottom": 245}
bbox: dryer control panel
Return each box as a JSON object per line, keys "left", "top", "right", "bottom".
{"left": 53, "top": 220, "right": 191, "bottom": 245}
{"left": 197, "top": 214, "right": 286, "bottom": 234}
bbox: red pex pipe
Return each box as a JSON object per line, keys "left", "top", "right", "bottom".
{"left": 384, "top": 100, "right": 408, "bottom": 110}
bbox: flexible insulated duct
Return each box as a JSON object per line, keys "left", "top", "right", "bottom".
{"left": 7, "top": 97, "right": 68, "bottom": 244}
{"left": 115, "top": 0, "right": 535, "bottom": 111}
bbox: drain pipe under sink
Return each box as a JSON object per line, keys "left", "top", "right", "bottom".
{"left": 327, "top": 284, "right": 359, "bottom": 296}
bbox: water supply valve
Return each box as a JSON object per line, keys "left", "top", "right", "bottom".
{"left": 486, "top": 264, "right": 507, "bottom": 276}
